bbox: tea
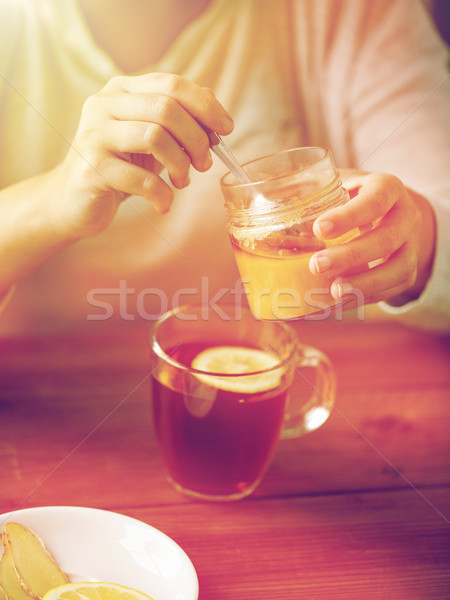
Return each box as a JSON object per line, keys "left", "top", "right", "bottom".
{"left": 152, "top": 341, "right": 290, "bottom": 498}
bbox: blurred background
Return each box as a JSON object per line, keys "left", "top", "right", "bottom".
{"left": 424, "top": 0, "right": 450, "bottom": 46}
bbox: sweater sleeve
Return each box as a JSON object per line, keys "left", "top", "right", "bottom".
{"left": 330, "top": 0, "right": 450, "bottom": 332}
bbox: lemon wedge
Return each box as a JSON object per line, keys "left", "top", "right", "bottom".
{"left": 42, "top": 581, "right": 154, "bottom": 600}
{"left": 191, "top": 346, "right": 285, "bottom": 393}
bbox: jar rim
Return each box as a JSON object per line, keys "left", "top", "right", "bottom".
{"left": 220, "top": 146, "right": 331, "bottom": 189}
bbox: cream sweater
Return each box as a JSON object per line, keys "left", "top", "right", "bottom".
{"left": 0, "top": 0, "right": 449, "bottom": 333}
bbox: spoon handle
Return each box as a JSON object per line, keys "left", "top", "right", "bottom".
{"left": 203, "top": 128, "right": 252, "bottom": 185}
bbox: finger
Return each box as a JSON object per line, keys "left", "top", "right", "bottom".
{"left": 329, "top": 241, "right": 418, "bottom": 304}
{"left": 328, "top": 278, "right": 413, "bottom": 313}
{"left": 313, "top": 173, "right": 403, "bottom": 239}
{"left": 99, "top": 120, "right": 191, "bottom": 188}
{"left": 105, "top": 72, "right": 234, "bottom": 135}
{"left": 106, "top": 93, "right": 215, "bottom": 172}
{"left": 96, "top": 156, "right": 174, "bottom": 214}
{"left": 309, "top": 194, "right": 418, "bottom": 277}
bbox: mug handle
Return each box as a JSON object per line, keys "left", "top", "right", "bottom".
{"left": 280, "top": 345, "right": 336, "bottom": 440}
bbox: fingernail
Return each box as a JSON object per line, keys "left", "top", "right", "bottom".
{"left": 173, "top": 174, "right": 190, "bottom": 189}
{"left": 157, "top": 205, "right": 170, "bottom": 215}
{"left": 314, "top": 220, "right": 334, "bottom": 238}
{"left": 311, "top": 255, "right": 332, "bottom": 275}
{"left": 203, "top": 152, "right": 213, "bottom": 170}
{"left": 182, "top": 174, "right": 190, "bottom": 188}
{"left": 221, "top": 115, "right": 234, "bottom": 133}
{"left": 330, "top": 280, "right": 352, "bottom": 299}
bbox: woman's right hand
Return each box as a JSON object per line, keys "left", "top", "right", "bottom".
{"left": 52, "top": 72, "right": 234, "bottom": 239}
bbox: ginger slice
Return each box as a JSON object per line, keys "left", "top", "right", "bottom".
{"left": 4, "top": 523, "right": 69, "bottom": 599}
{"left": 0, "top": 540, "right": 35, "bottom": 600}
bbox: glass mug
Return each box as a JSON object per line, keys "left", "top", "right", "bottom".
{"left": 221, "top": 146, "right": 359, "bottom": 321}
{"left": 150, "top": 304, "right": 336, "bottom": 501}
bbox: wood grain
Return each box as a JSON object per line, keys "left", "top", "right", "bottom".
{"left": 0, "top": 320, "right": 449, "bottom": 599}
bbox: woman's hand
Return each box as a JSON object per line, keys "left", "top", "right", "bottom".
{"left": 309, "top": 170, "right": 437, "bottom": 308}
{"left": 53, "top": 72, "right": 234, "bottom": 239}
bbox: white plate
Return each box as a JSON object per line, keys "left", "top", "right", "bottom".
{"left": 0, "top": 506, "right": 198, "bottom": 600}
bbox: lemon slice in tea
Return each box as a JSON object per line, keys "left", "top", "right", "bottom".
{"left": 42, "top": 581, "right": 154, "bottom": 600}
{"left": 191, "top": 346, "right": 285, "bottom": 393}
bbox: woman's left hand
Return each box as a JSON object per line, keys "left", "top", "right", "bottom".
{"left": 309, "top": 170, "right": 436, "bottom": 307}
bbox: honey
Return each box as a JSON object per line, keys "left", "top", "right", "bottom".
{"left": 221, "top": 147, "right": 359, "bottom": 321}
{"left": 231, "top": 228, "right": 359, "bottom": 320}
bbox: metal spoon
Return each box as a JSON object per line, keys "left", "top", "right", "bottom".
{"left": 202, "top": 126, "right": 267, "bottom": 207}
{"left": 202, "top": 128, "right": 253, "bottom": 185}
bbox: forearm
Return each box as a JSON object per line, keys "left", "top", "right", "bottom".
{"left": 0, "top": 73, "right": 234, "bottom": 297}
{"left": 0, "top": 167, "right": 77, "bottom": 294}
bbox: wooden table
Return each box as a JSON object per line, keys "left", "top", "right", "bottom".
{"left": 0, "top": 318, "right": 449, "bottom": 599}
